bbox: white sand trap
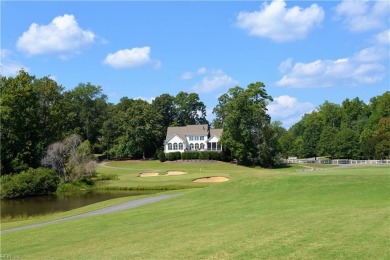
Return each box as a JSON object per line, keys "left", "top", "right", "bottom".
{"left": 193, "top": 177, "right": 229, "bottom": 183}
{"left": 166, "top": 171, "right": 188, "bottom": 176}
{"left": 139, "top": 172, "right": 159, "bottom": 177}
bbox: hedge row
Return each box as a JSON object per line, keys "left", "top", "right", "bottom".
{"left": 159, "top": 151, "right": 226, "bottom": 162}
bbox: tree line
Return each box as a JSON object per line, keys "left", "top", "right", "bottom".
{"left": 1, "top": 71, "right": 208, "bottom": 174}
{"left": 1, "top": 71, "right": 389, "bottom": 176}
{"left": 278, "top": 93, "right": 389, "bottom": 160}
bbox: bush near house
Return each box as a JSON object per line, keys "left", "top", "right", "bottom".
{"left": 166, "top": 152, "right": 181, "bottom": 161}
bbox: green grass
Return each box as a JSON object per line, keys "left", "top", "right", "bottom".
{"left": 1, "top": 161, "right": 389, "bottom": 259}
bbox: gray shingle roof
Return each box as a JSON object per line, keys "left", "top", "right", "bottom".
{"left": 165, "top": 124, "right": 223, "bottom": 144}
{"left": 209, "top": 128, "right": 223, "bottom": 139}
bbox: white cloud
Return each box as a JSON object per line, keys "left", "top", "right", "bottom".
{"left": 0, "top": 49, "right": 29, "bottom": 77}
{"left": 276, "top": 40, "right": 387, "bottom": 88}
{"left": 181, "top": 67, "right": 208, "bottom": 80}
{"left": 354, "top": 46, "right": 388, "bottom": 63}
{"left": 190, "top": 69, "right": 239, "bottom": 93}
{"left": 197, "top": 67, "right": 207, "bottom": 74}
{"left": 236, "top": 0, "right": 324, "bottom": 42}
{"left": 48, "top": 75, "right": 57, "bottom": 82}
{"left": 103, "top": 47, "right": 160, "bottom": 69}
{"left": 278, "top": 58, "right": 293, "bottom": 73}
{"left": 267, "top": 95, "right": 315, "bottom": 128}
{"left": 335, "top": 0, "right": 389, "bottom": 32}
{"left": 374, "top": 29, "right": 390, "bottom": 46}
{"left": 181, "top": 71, "right": 194, "bottom": 80}
{"left": 135, "top": 96, "right": 155, "bottom": 104}
{"left": 17, "top": 14, "right": 95, "bottom": 57}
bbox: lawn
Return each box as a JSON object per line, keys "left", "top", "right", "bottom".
{"left": 1, "top": 161, "right": 389, "bottom": 259}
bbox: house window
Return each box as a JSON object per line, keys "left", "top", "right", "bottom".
{"left": 190, "top": 144, "right": 194, "bottom": 150}
{"left": 200, "top": 143, "right": 205, "bottom": 150}
{"left": 168, "top": 143, "right": 172, "bottom": 150}
{"left": 195, "top": 136, "right": 199, "bottom": 141}
{"left": 195, "top": 143, "right": 199, "bottom": 150}
{"left": 200, "top": 136, "right": 204, "bottom": 140}
{"left": 189, "top": 136, "right": 194, "bottom": 141}
{"left": 179, "top": 143, "right": 183, "bottom": 150}
{"left": 173, "top": 143, "right": 178, "bottom": 150}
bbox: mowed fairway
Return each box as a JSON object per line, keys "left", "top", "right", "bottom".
{"left": 1, "top": 161, "right": 389, "bottom": 259}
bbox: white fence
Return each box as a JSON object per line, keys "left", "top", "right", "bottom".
{"left": 285, "top": 159, "right": 390, "bottom": 165}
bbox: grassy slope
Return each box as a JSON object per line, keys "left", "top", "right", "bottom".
{"left": 1, "top": 162, "right": 389, "bottom": 259}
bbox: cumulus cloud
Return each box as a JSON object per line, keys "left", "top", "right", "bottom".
{"left": 0, "top": 49, "right": 29, "bottom": 77}
{"left": 236, "top": 0, "right": 324, "bottom": 42}
{"left": 184, "top": 68, "right": 238, "bottom": 93}
{"left": 17, "top": 14, "right": 95, "bottom": 57}
{"left": 103, "top": 47, "right": 160, "bottom": 69}
{"left": 267, "top": 95, "right": 315, "bottom": 128}
{"left": 334, "top": 0, "right": 389, "bottom": 32}
{"left": 276, "top": 41, "right": 387, "bottom": 88}
{"left": 135, "top": 96, "right": 155, "bottom": 103}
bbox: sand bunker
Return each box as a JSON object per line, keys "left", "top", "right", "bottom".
{"left": 139, "top": 172, "right": 159, "bottom": 177}
{"left": 193, "top": 177, "right": 229, "bottom": 183}
{"left": 166, "top": 171, "right": 187, "bottom": 176}
{"left": 139, "top": 171, "right": 187, "bottom": 177}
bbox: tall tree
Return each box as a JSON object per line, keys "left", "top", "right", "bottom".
{"left": 0, "top": 71, "right": 64, "bottom": 173}
{"left": 62, "top": 83, "right": 108, "bottom": 151}
{"left": 174, "top": 92, "right": 207, "bottom": 126}
{"left": 213, "top": 82, "right": 274, "bottom": 166}
{"left": 152, "top": 93, "right": 176, "bottom": 129}
{"left": 301, "top": 112, "right": 323, "bottom": 158}
{"left": 317, "top": 126, "right": 338, "bottom": 159}
{"left": 334, "top": 126, "right": 360, "bottom": 159}
{"left": 107, "top": 99, "right": 163, "bottom": 159}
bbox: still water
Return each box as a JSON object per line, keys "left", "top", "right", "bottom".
{"left": 1, "top": 190, "right": 158, "bottom": 218}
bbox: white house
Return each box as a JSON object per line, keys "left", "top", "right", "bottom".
{"left": 164, "top": 124, "right": 223, "bottom": 153}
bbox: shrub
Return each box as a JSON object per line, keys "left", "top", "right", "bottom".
{"left": 157, "top": 150, "right": 166, "bottom": 162}
{"left": 192, "top": 152, "right": 200, "bottom": 159}
{"left": 94, "top": 173, "right": 119, "bottom": 181}
{"left": 209, "top": 151, "right": 221, "bottom": 160}
{"left": 199, "top": 152, "right": 209, "bottom": 160}
{"left": 1, "top": 168, "right": 60, "bottom": 199}
{"left": 166, "top": 152, "right": 181, "bottom": 161}
{"left": 181, "top": 152, "right": 189, "bottom": 160}
{"left": 166, "top": 153, "right": 174, "bottom": 161}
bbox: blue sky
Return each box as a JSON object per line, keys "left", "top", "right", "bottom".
{"left": 1, "top": 0, "right": 389, "bottom": 128}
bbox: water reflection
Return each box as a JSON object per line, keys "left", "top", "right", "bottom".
{"left": 1, "top": 190, "right": 158, "bottom": 218}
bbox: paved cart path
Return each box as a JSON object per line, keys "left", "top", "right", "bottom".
{"left": 1, "top": 194, "right": 180, "bottom": 235}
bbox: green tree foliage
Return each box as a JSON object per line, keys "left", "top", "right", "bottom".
{"left": 286, "top": 92, "right": 389, "bottom": 160}
{"left": 301, "top": 112, "right": 323, "bottom": 158}
{"left": 2, "top": 70, "right": 387, "bottom": 179}
{"left": 1, "top": 168, "right": 59, "bottom": 199}
{"left": 213, "top": 82, "right": 275, "bottom": 166}
{"left": 1, "top": 71, "right": 64, "bottom": 173}
{"left": 152, "top": 93, "right": 176, "bottom": 130}
{"left": 317, "top": 126, "right": 338, "bottom": 159}
{"left": 106, "top": 99, "right": 163, "bottom": 159}
{"left": 61, "top": 83, "right": 108, "bottom": 151}
{"left": 173, "top": 92, "right": 207, "bottom": 126}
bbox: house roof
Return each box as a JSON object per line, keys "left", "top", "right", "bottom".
{"left": 210, "top": 128, "right": 223, "bottom": 139}
{"left": 165, "top": 124, "right": 223, "bottom": 144}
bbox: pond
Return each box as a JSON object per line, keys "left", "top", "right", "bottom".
{"left": 1, "top": 190, "right": 159, "bottom": 218}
